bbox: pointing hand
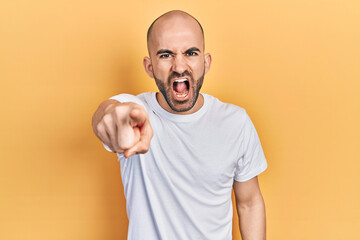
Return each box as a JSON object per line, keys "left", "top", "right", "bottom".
{"left": 94, "top": 101, "right": 153, "bottom": 158}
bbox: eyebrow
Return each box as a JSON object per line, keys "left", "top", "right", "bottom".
{"left": 156, "top": 49, "right": 174, "bottom": 55}
{"left": 156, "top": 47, "right": 201, "bottom": 56}
{"left": 185, "top": 47, "right": 201, "bottom": 53}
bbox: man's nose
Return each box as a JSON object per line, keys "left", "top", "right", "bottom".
{"left": 171, "top": 55, "right": 188, "bottom": 74}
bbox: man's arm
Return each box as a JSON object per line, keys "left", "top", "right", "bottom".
{"left": 233, "top": 176, "right": 266, "bottom": 240}
{"left": 92, "top": 99, "right": 153, "bottom": 158}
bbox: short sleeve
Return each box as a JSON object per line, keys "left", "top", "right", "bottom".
{"left": 102, "top": 93, "right": 147, "bottom": 152}
{"left": 109, "top": 93, "right": 147, "bottom": 109}
{"left": 234, "top": 111, "right": 267, "bottom": 182}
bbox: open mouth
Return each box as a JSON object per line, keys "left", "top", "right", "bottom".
{"left": 172, "top": 78, "right": 190, "bottom": 98}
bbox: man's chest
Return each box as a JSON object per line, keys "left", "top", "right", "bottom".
{"left": 145, "top": 120, "right": 240, "bottom": 191}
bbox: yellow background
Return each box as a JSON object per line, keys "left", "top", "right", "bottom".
{"left": 1, "top": 0, "right": 359, "bottom": 239}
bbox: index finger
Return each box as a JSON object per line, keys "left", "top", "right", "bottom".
{"left": 129, "top": 105, "right": 147, "bottom": 127}
{"left": 124, "top": 119, "right": 153, "bottom": 158}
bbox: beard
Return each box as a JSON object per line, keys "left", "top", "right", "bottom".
{"left": 154, "top": 70, "right": 204, "bottom": 113}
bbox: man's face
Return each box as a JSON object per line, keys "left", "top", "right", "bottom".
{"left": 144, "top": 15, "right": 211, "bottom": 113}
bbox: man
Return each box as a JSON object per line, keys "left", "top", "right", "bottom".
{"left": 92, "top": 10, "right": 267, "bottom": 240}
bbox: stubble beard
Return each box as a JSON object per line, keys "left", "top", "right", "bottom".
{"left": 154, "top": 71, "right": 205, "bottom": 113}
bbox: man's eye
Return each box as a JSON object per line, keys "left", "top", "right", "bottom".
{"left": 186, "top": 52, "right": 197, "bottom": 56}
{"left": 160, "top": 54, "right": 171, "bottom": 58}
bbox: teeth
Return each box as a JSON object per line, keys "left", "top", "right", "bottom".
{"left": 174, "top": 78, "right": 187, "bottom": 83}
{"left": 176, "top": 92, "right": 188, "bottom": 97}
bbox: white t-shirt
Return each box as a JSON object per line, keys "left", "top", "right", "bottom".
{"left": 104, "top": 92, "right": 267, "bottom": 240}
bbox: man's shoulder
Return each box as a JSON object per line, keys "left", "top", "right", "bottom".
{"left": 203, "top": 93, "right": 246, "bottom": 116}
{"left": 109, "top": 92, "right": 152, "bottom": 104}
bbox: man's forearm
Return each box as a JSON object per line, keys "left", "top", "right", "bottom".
{"left": 237, "top": 196, "right": 266, "bottom": 240}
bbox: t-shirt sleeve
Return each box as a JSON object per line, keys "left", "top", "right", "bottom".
{"left": 234, "top": 110, "right": 268, "bottom": 182}
{"left": 102, "top": 93, "right": 147, "bottom": 152}
{"left": 109, "top": 93, "right": 147, "bottom": 109}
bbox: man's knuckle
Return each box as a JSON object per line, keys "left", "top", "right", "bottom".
{"left": 103, "top": 114, "right": 113, "bottom": 125}
{"left": 114, "top": 106, "right": 127, "bottom": 117}
{"left": 96, "top": 123, "right": 104, "bottom": 133}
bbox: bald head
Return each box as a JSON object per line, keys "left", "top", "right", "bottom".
{"left": 146, "top": 10, "right": 205, "bottom": 54}
{"left": 142, "top": 10, "right": 212, "bottom": 114}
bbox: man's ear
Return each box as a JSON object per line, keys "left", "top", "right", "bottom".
{"left": 204, "top": 53, "right": 212, "bottom": 74}
{"left": 143, "top": 57, "right": 154, "bottom": 78}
